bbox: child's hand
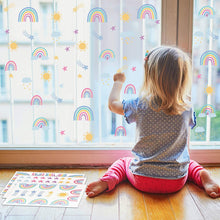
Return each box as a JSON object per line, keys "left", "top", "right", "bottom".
{"left": 113, "top": 72, "right": 126, "bottom": 83}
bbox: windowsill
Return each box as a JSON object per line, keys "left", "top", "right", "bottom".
{"left": 0, "top": 143, "right": 220, "bottom": 167}
{"left": 0, "top": 143, "right": 133, "bottom": 151}
{"left": 0, "top": 141, "right": 220, "bottom": 150}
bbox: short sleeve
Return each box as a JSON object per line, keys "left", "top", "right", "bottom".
{"left": 189, "top": 108, "right": 196, "bottom": 129}
{"left": 122, "top": 98, "right": 139, "bottom": 124}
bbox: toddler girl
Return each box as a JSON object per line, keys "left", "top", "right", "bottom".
{"left": 86, "top": 46, "right": 220, "bottom": 198}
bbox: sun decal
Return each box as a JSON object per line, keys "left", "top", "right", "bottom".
{"left": 78, "top": 41, "right": 87, "bottom": 51}
{"left": 206, "top": 86, "right": 214, "bottom": 95}
{"left": 10, "top": 41, "right": 18, "bottom": 50}
{"left": 121, "top": 13, "right": 130, "bottom": 22}
{"left": 53, "top": 12, "right": 61, "bottom": 22}
{"left": 41, "top": 72, "right": 51, "bottom": 81}
{"left": 58, "top": 192, "right": 68, "bottom": 197}
{"left": 84, "top": 132, "right": 93, "bottom": 142}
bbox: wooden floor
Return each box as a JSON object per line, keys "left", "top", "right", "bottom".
{"left": 0, "top": 167, "right": 220, "bottom": 220}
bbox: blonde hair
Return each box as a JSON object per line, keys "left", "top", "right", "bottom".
{"left": 140, "top": 46, "right": 192, "bottom": 115}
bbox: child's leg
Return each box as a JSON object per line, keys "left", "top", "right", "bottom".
{"left": 188, "top": 160, "right": 220, "bottom": 198}
{"left": 188, "top": 160, "right": 204, "bottom": 188}
{"left": 86, "top": 157, "right": 133, "bottom": 197}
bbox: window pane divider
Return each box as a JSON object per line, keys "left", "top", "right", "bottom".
{"left": 53, "top": 0, "right": 59, "bottom": 145}
{"left": 118, "top": 0, "right": 124, "bottom": 143}
{"left": 206, "top": 0, "right": 214, "bottom": 142}
{"left": 98, "top": 0, "right": 102, "bottom": 143}
{"left": 29, "top": 0, "right": 36, "bottom": 145}
{"left": 74, "top": 0, "right": 79, "bottom": 144}
{"left": 6, "top": 0, "right": 14, "bottom": 145}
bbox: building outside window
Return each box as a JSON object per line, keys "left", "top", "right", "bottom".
{"left": 0, "top": 120, "right": 8, "bottom": 143}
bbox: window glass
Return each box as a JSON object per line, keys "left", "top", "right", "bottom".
{"left": 0, "top": 0, "right": 161, "bottom": 146}
{"left": 0, "top": 120, "right": 8, "bottom": 143}
{"left": 191, "top": 0, "right": 220, "bottom": 143}
{"left": 0, "top": 66, "right": 6, "bottom": 96}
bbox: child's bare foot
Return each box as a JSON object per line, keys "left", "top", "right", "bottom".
{"left": 200, "top": 169, "right": 220, "bottom": 198}
{"left": 86, "top": 180, "right": 108, "bottom": 198}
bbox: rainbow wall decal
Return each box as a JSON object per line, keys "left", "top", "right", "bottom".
{"left": 70, "top": 189, "right": 82, "bottom": 195}
{"left": 124, "top": 84, "right": 136, "bottom": 94}
{"left": 59, "top": 185, "right": 76, "bottom": 191}
{"left": 32, "top": 47, "right": 48, "bottom": 60}
{"left": 81, "top": 88, "right": 93, "bottom": 98}
{"left": 137, "top": 4, "right": 158, "bottom": 20}
{"left": 68, "top": 174, "right": 84, "bottom": 178}
{"left": 39, "top": 184, "right": 56, "bottom": 190}
{"left": 45, "top": 173, "right": 55, "bottom": 176}
{"left": 87, "top": 7, "right": 107, "bottom": 23}
{"left": 5, "top": 60, "right": 17, "bottom": 71}
{"left": 67, "top": 196, "right": 79, "bottom": 201}
{"left": 8, "top": 198, "right": 26, "bottom": 204}
{"left": 32, "top": 117, "right": 49, "bottom": 130}
{"left": 115, "top": 126, "right": 127, "bottom": 136}
{"left": 30, "top": 95, "right": 43, "bottom": 105}
{"left": 50, "top": 199, "right": 69, "bottom": 206}
{"left": 16, "top": 172, "right": 30, "bottom": 176}
{"left": 198, "top": 105, "right": 216, "bottom": 118}
{"left": 73, "top": 179, "right": 84, "bottom": 184}
{"left": 19, "top": 183, "right": 37, "bottom": 189}
{"left": 29, "top": 198, "right": 48, "bottom": 205}
{"left": 18, "top": 7, "right": 39, "bottom": 22}
{"left": 199, "top": 6, "right": 215, "bottom": 17}
{"left": 57, "top": 173, "right": 67, "bottom": 177}
{"left": 200, "top": 50, "right": 219, "bottom": 66}
{"left": 73, "top": 106, "right": 94, "bottom": 121}
{"left": 99, "top": 49, "right": 115, "bottom": 60}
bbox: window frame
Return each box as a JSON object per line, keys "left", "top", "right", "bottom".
{"left": 1, "top": 0, "right": 220, "bottom": 167}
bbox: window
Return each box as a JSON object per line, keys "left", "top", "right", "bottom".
{"left": 0, "top": 65, "right": 6, "bottom": 96}
{"left": 0, "top": 0, "right": 161, "bottom": 147}
{"left": 41, "top": 65, "right": 55, "bottom": 95}
{"left": 39, "top": 2, "right": 53, "bottom": 42}
{"left": 0, "top": 0, "right": 219, "bottom": 165}
{"left": 42, "top": 120, "right": 56, "bottom": 143}
{"left": 0, "top": 2, "right": 3, "bottom": 29}
{"left": 191, "top": 0, "right": 220, "bottom": 144}
{"left": 0, "top": 120, "right": 8, "bottom": 143}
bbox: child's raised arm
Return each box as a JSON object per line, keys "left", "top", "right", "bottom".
{"left": 108, "top": 72, "right": 126, "bottom": 115}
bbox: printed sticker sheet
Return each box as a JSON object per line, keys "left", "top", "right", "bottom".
{"left": 1, "top": 171, "right": 86, "bottom": 208}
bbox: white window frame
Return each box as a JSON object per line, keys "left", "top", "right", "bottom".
{"left": 0, "top": 0, "right": 220, "bottom": 167}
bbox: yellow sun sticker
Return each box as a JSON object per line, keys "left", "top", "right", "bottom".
{"left": 41, "top": 72, "right": 51, "bottom": 81}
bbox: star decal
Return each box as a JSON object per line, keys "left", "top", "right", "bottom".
{"left": 65, "top": 47, "right": 70, "bottom": 52}
{"left": 60, "top": 130, "right": 66, "bottom": 135}
{"left": 131, "top": 66, "right": 136, "bottom": 72}
{"left": 62, "top": 66, "right": 68, "bottom": 71}
{"left": 111, "top": 26, "right": 116, "bottom": 31}
{"left": 197, "top": 74, "right": 202, "bottom": 79}
{"left": 74, "top": 29, "right": 79, "bottom": 34}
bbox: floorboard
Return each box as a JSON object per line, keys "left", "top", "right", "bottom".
{"left": 143, "top": 193, "right": 176, "bottom": 220}
{"left": 118, "top": 182, "right": 148, "bottom": 220}
{"left": 168, "top": 186, "right": 203, "bottom": 220}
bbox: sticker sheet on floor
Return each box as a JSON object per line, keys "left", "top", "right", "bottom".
{"left": 1, "top": 171, "right": 86, "bottom": 208}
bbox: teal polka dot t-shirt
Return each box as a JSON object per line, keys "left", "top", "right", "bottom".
{"left": 122, "top": 97, "right": 196, "bottom": 179}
